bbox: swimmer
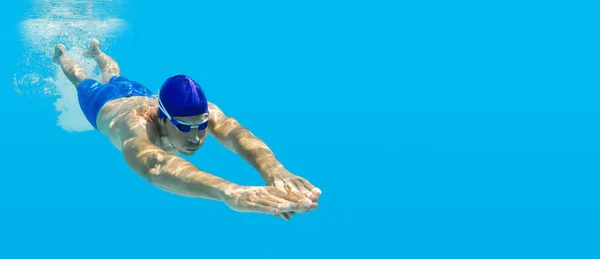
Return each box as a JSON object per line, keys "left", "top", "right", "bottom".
{"left": 52, "top": 38, "right": 321, "bottom": 220}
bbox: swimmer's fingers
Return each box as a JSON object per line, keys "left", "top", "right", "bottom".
{"left": 257, "top": 193, "right": 297, "bottom": 221}
{"left": 273, "top": 196, "right": 316, "bottom": 214}
{"left": 252, "top": 196, "right": 311, "bottom": 215}
{"left": 262, "top": 188, "right": 315, "bottom": 213}
{"left": 276, "top": 200, "right": 315, "bottom": 214}
{"left": 297, "top": 179, "right": 322, "bottom": 201}
{"left": 257, "top": 191, "right": 286, "bottom": 205}
{"left": 249, "top": 193, "right": 301, "bottom": 215}
{"left": 226, "top": 186, "right": 283, "bottom": 214}
{"left": 267, "top": 186, "right": 304, "bottom": 203}
{"left": 293, "top": 180, "right": 318, "bottom": 202}
{"left": 273, "top": 175, "right": 309, "bottom": 199}
{"left": 284, "top": 181, "right": 310, "bottom": 201}
{"left": 273, "top": 180, "right": 304, "bottom": 201}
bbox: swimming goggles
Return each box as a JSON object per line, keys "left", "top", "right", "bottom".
{"left": 158, "top": 98, "right": 209, "bottom": 132}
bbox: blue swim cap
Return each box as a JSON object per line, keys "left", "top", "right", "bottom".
{"left": 158, "top": 75, "right": 208, "bottom": 119}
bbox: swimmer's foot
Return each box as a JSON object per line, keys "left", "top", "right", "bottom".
{"left": 52, "top": 44, "right": 67, "bottom": 64}
{"left": 83, "top": 38, "right": 102, "bottom": 58}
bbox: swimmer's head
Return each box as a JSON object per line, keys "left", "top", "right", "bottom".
{"left": 157, "top": 75, "right": 209, "bottom": 155}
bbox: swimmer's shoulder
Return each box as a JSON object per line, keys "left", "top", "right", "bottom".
{"left": 97, "top": 96, "right": 160, "bottom": 149}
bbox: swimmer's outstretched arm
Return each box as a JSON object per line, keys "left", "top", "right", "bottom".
{"left": 123, "top": 135, "right": 232, "bottom": 200}
{"left": 207, "top": 103, "right": 322, "bottom": 201}
{"left": 119, "top": 124, "right": 314, "bottom": 215}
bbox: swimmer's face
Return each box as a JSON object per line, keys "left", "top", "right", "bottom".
{"left": 165, "top": 114, "right": 208, "bottom": 156}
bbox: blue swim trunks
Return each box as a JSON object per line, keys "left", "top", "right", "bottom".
{"left": 77, "top": 76, "right": 154, "bottom": 130}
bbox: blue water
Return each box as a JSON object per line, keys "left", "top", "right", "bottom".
{"left": 2, "top": 0, "right": 600, "bottom": 258}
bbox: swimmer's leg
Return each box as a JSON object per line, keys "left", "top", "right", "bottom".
{"left": 83, "top": 38, "right": 120, "bottom": 84}
{"left": 52, "top": 44, "right": 91, "bottom": 88}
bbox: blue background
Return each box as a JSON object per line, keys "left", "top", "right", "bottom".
{"left": 1, "top": 0, "right": 599, "bottom": 258}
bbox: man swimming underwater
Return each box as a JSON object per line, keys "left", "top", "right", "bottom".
{"left": 52, "top": 38, "right": 321, "bottom": 220}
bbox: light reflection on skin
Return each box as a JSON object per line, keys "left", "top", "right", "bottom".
{"left": 53, "top": 38, "right": 321, "bottom": 220}
{"left": 101, "top": 97, "right": 321, "bottom": 220}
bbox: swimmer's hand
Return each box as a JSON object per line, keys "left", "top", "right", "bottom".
{"left": 268, "top": 169, "right": 322, "bottom": 202}
{"left": 224, "top": 185, "right": 317, "bottom": 216}
{"left": 266, "top": 169, "right": 322, "bottom": 220}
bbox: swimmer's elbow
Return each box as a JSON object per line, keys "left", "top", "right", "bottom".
{"left": 122, "top": 137, "right": 167, "bottom": 180}
{"left": 209, "top": 117, "right": 241, "bottom": 153}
